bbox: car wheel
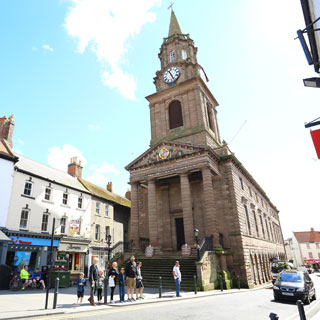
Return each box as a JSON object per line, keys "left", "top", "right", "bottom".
{"left": 304, "top": 293, "right": 311, "bottom": 305}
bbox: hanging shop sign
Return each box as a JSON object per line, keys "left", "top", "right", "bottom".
{"left": 69, "top": 219, "right": 80, "bottom": 234}
{"left": 9, "top": 236, "right": 59, "bottom": 247}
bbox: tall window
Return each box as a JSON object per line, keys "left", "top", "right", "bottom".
{"left": 95, "top": 224, "right": 100, "bottom": 241}
{"left": 306, "top": 243, "right": 311, "bottom": 249}
{"left": 20, "top": 209, "right": 29, "bottom": 229}
{"left": 44, "top": 187, "right": 51, "bottom": 201}
{"left": 24, "top": 181, "right": 33, "bottom": 196}
{"left": 181, "top": 49, "right": 187, "bottom": 60}
{"left": 207, "top": 104, "right": 214, "bottom": 131}
{"left": 60, "top": 217, "right": 66, "bottom": 234}
{"left": 170, "top": 51, "right": 176, "bottom": 62}
{"left": 253, "top": 211, "right": 259, "bottom": 237}
{"left": 96, "top": 202, "right": 100, "bottom": 215}
{"left": 239, "top": 177, "right": 244, "bottom": 190}
{"left": 316, "top": 243, "right": 320, "bottom": 249}
{"left": 244, "top": 205, "right": 251, "bottom": 235}
{"left": 309, "top": 252, "right": 313, "bottom": 259}
{"left": 265, "top": 218, "right": 270, "bottom": 240}
{"left": 259, "top": 216, "right": 265, "bottom": 238}
{"left": 105, "top": 204, "right": 110, "bottom": 217}
{"left": 41, "top": 213, "right": 49, "bottom": 232}
{"left": 78, "top": 196, "right": 83, "bottom": 209}
{"left": 62, "top": 192, "right": 68, "bottom": 205}
{"left": 105, "top": 226, "right": 110, "bottom": 240}
{"left": 169, "top": 100, "right": 183, "bottom": 129}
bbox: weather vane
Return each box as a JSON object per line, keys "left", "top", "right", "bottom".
{"left": 168, "top": 1, "right": 174, "bottom": 11}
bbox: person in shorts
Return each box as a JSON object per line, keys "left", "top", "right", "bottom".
{"left": 32, "top": 268, "right": 45, "bottom": 289}
{"left": 135, "top": 261, "right": 144, "bottom": 300}
{"left": 20, "top": 265, "right": 32, "bottom": 290}
{"left": 125, "top": 255, "right": 136, "bottom": 302}
{"left": 76, "top": 272, "right": 86, "bottom": 304}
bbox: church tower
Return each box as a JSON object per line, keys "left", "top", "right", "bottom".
{"left": 147, "top": 10, "right": 221, "bottom": 149}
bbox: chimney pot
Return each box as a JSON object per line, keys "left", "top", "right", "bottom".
{"left": 67, "top": 155, "right": 83, "bottom": 178}
{"left": 0, "top": 114, "right": 15, "bottom": 148}
{"left": 311, "top": 228, "right": 314, "bottom": 232}
{"left": 107, "top": 182, "right": 113, "bottom": 193}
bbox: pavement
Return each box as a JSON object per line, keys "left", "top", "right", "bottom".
{"left": 1, "top": 280, "right": 320, "bottom": 320}
{"left": 0, "top": 283, "right": 272, "bottom": 320}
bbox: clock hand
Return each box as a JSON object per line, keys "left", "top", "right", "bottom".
{"left": 168, "top": 71, "right": 174, "bottom": 79}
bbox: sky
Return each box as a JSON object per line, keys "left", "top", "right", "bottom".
{"left": 0, "top": 0, "right": 319, "bottom": 239}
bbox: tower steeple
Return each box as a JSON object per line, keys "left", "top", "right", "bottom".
{"left": 168, "top": 10, "right": 182, "bottom": 37}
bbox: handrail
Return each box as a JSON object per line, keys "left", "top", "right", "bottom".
{"left": 199, "top": 235, "right": 214, "bottom": 261}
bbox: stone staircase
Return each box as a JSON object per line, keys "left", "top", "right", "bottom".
{"left": 133, "top": 255, "right": 198, "bottom": 291}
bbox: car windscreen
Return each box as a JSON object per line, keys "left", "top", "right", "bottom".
{"left": 279, "top": 272, "right": 303, "bottom": 282}
{"left": 271, "top": 262, "right": 292, "bottom": 273}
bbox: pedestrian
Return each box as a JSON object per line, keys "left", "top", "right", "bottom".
{"left": 135, "top": 261, "right": 144, "bottom": 300}
{"left": 96, "top": 270, "right": 104, "bottom": 304}
{"left": 118, "top": 267, "right": 126, "bottom": 303}
{"left": 125, "top": 255, "right": 137, "bottom": 302}
{"left": 17, "top": 259, "right": 25, "bottom": 273}
{"left": 76, "top": 272, "right": 86, "bottom": 304}
{"left": 20, "top": 265, "right": 32, "bottom": 290}
{"left": 88, "top": 258, "right": 99, "bottom": 306}
{"left": 173, "top": 260, "right": 182, "bottom": 297}
{"left": 108, "top": 262, "right": 118, "bottom": 304}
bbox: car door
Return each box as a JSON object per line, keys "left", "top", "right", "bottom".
{"left": 304, "top": 272, "right": 314, "bottom": 294}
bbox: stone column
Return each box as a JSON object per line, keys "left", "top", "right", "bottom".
{"left": 180, "top": 173, "right": 194, "bottom": 246}
{"left": 148, "top": 179, "right": 159, "bottom": 248}
{"left": 130, "top": 182, "right": 139, "bottom": 250}
{"left": 201, "top": 167, "right": 219, "bottom": 246}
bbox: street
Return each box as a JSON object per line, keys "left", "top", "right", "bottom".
{"left": 21, "top": 274, "right": 320, "bottom": 320}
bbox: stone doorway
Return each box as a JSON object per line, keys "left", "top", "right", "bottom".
{"left": 175, "top": 218, "right": 185, "bottom": 251}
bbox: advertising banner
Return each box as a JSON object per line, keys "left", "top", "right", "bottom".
{"left": 9, "top": 236, "right": 59, "bottom": 247}
{"left": 69, "top": 219, "right": 80, "bottom": 234}
{"left": 310, "top": 129, "right": 320, "bottom": 159}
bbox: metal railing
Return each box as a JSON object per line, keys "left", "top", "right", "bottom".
{"left": 199, "top": 235, "right": 214, "bottom": 260}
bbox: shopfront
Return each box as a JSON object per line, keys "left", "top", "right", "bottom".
{"left": 58, "top": 237, "right": 90, "bottom": 277}
{"left": 89, "top": 246, "right": 109, "bottom": 272}
{"left": 305, "top": 259, "right": 320, "bottom": 271}
{"left": 5, "top": 234, "right": 59, "bottom": 272}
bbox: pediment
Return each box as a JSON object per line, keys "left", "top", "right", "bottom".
{"left": 126, "top": 141, "right": 205, "bottom": 171}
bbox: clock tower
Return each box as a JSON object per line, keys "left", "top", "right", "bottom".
{"left": 147, "top": 10, "right": 221, "bottom": 149}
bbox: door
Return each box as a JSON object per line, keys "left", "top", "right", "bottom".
{"left": 175, "top": 218, "right": 185, "bottom": 251}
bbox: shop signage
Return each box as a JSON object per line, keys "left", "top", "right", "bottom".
{"left": 70, "top": 219, "right": 80, "bottom": 233}
{"left": 305, "top": 259, "right": 320, "bottom": 264}
{"left": 9, "top": 236, "right": 59, "bottom": 247}
{"left": 59, "top": 242, "right": 87, "bottom": 252}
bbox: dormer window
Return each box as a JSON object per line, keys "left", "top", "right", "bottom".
{"left": 170, "top": 51, "right": 176, "bottom": 62}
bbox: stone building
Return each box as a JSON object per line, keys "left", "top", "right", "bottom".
{"left": 126, "top": 11, "right": 286, "bottom": 288}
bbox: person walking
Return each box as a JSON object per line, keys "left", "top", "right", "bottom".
{"left": 125, "top": 255, "right": 136, "bottom": 302}
{"left": 96, "top": 270, "right": 104, "bottom": 304}
{"left": 173, "top": 261, "right": 182, "bottom": 297}
{"left": 108, "top": 262, "right": 118, "bottom": 304}
{"left": 76, "top": 272, "right": 86, "bottom": 304}
{"left": 135, "top": 261, "right": 144, "bottom": 300}
{"left": 88, "top": 258, "right": 99, "bottom": 306}
{"left": 118, "top": 267, "right": 126, "bottom": 303}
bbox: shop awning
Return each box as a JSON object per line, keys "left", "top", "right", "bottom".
{"left": 0, "top": 230, "right": 10, "bottom": 242}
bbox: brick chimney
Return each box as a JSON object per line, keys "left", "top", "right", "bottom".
{"left": 107, "top": 182, "right": 113, "bottom": 192}
{"left": 311, "top": 227, "right": 315, "bottom": 232}
{"left": 125, "top": 189, "right": 131, "bottom": 200}
{"left": 0, "top": 115, "right": 15, "bottom": 148}
{"left": 67, "top": 157, "right": 83, "bottom": 178}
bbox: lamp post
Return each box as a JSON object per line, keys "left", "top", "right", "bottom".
{"left": 45, "top": 217, "right": 55, "bottom": 309}
{"left": 107, "top": 234, "right": 112, "bottom": 262}
{"left": 194, "top": 228, "right": 200, "bottom": 261}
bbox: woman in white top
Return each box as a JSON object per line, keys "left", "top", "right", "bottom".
{"left": 172, "top": 261, "right": 182, "bottom": 297}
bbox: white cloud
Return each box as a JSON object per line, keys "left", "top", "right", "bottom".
{"left": 86, "top": 161, "right": 119, "bottom": 187}
{"left": 96, "top": 161, "right": 119, "bottom": 175}
{"left": 64, "top": 0, "right": 160, "bottom": 99}
{"left": 48, "top": 144, "right": 87, "bottom": 171}
{"left": 42, "top": 44, "right": 53, "bottom": 52}
{"left": 17, "top": 138, "right": 24, "bottom": 146}
{"left": 88, "top": 123, "right": 103, "bottom": 131}
{"left": 86, "top": 172, "right": 110, "bottom": 186}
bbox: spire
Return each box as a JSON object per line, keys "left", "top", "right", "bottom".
{"left": 168, "top": 10, "right": 182, "bottom": 37}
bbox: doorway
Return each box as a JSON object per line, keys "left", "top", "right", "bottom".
{"left": 175, "top": 218, "right": 185, "bottom": 251}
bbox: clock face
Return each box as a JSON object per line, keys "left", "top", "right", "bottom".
{"left": 163, "top": 66, "right": 181, "bottom": 83}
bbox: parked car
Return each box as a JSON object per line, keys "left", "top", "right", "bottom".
{"left": 273, "top": 269, "right": 316, "bottom": 304}
{"left": 270, "top": 258, "right": 294, "bottom": 284}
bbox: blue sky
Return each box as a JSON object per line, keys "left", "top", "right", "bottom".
{"left": 1, "top": 0, "right": 319, "bottom": 238}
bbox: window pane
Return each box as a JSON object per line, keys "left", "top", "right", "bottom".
{"left": 78, "top": 197, "right": 83, "bottom": 209}
{"left": 169, "top": 100, "right": 183, "bottom": 129}
{"left": 24, "top": 181, "right": 32, "bottom": 196}
{"left": 63, "top": 193, "right": 68, "bottom": 205}
{"left": 20, "top": 210, "right": 29, "bottom": 229}
{"left": 45, "top": 188, "right": 51, "bottom": 200}
{"left": 105, "top": 204, "right": 109, "bottom": 217}
{"left": 96, "top": 202, "right": 100, "bottom": 215}
{"left": 182, "top": 50, "right": 187, "bottom": 60}
{"left": 170, "top": 51, "right": 176, "bottom": 62}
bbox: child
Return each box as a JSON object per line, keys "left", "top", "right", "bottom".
{"left": 136, "top": 261, "right": 144, "bottom": 300}
{"left": 118, "top": 267, "right": 126, "bottom": 303}
{"left": 76, "top": 272, "right": 86, "bottom": 304}
{"left": 96, "top": 270, "right": 104, "bottom": 304}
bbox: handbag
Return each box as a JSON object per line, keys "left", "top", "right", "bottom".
{"left": 108, "top": 275, "right": 115, "bottom": 287}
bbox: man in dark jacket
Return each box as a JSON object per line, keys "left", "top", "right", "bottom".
{"left": 88, "top": 258, "right": 99, "bottom": 306}
{"left": 125, "top": 255, "right": 136, "bottom": 301}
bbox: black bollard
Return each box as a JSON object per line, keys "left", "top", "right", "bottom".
{"left": 297, "top": 300, "right": 307, "bottom": 320}
{"left": 159, "top": 276, "right": 162, "bottom": 298}
{"left": 269, "top": 313, "right": 279, "bottom": 320}
{"left": 53, "top": 277, "right": 59, "bottom": 309}
{"left": 219, "top": 274, "right": 223, "bottom": 292}
{"left": 237, "top": 275, "right": 240, "bottom": 290}
{"left": 104, "top": 277, "right": 108, "bottom": 305}
{"left": 194, "top": 274, "right": 197, "bottom": 294}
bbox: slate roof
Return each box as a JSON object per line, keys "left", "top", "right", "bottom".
{"left": 294, "top": 230, "right": 320, "bottom": 243}
{"left": 15, "top": 154, "right": 89, "bottom": 193}
{"left": 79, "top": 178, "right": 131, "bottom": 208}
{"left": 0, "top": 230, "right": 10, "bottom": 242}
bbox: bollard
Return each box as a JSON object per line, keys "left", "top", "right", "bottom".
{"left": 104, "top": 277, "right": 108, "bottom": 305}
{"left": 269, "top": 313, "right": 279, "bottom": 320}
{"left": 219, "top": 274, "right": 223, "bottom": 292}
{"left": 237, "top": 275, "right": 240, "bottom": 290}
{"left": 194, "top": 274, "right": 197, "bottom": 294}
{"left": 297, "top": 300, "right": 307, "bottom": 320}
{"left": 159, "top": 276, "right": 162, "bottom": 298}
{"left": 53, "top": 277, "right": 59, "bottom": 309}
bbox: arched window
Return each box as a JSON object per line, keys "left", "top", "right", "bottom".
{"left": 207, "top": 103, "right": 214, "bottom": 131}
{"left": 170, "top": 51, "right": 176, "bottom": 62}
{"left": 169, "top": 100, "right": 183, "bottom": 129}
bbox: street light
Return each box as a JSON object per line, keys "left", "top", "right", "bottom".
{"left": 107, "top": 234, "right": 112, "bottom": 262}
{"left": 194, "top": 228, "right": 200, "bottom": 261}
{"left": 303, "top": 77, "right": 320, "bottom": 88}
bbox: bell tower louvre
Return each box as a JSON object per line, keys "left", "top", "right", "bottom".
{"left": 126, "top": 10, "right": 286, "bottom": 289}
